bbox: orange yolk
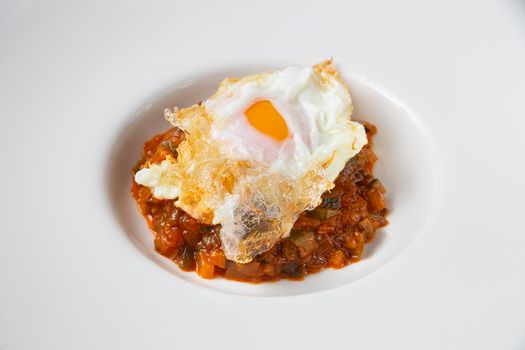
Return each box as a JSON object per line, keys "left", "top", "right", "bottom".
{"left": 244, "top": 100, "right": 289, "bottom": 142}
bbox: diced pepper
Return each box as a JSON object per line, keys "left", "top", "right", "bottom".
{"left": 342, "top": 231, "right": 365, "bottom": 256}
{"left": 209, "top": 250, "right": 226, "bottom": 269}
{"left": 327, "top": 249, "right": 346, "bottom": 268}
{"left": 154, "top": 227, "right": 182, "bottom": 257}
{"left": 196, "top": 251, "right": 215, "bottom": 279}
{"left": 366, "top": 188, "right": 386, "bottom": 211}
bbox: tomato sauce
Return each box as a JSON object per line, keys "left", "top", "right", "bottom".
{"left": 131, "top": 122, "right": 388, "bottom": 282}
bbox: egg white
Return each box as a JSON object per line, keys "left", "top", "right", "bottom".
{"left": 134, "top": 61, "right": 368, "bottom": 262}
{"left": 205, "top": 66, "right": 367, "bottom": 180}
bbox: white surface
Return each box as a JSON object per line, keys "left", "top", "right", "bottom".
{"left": 1, "top": 0, "right": 524, "bottom": 349}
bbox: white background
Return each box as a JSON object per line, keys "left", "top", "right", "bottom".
{"left": 1, "top": 0, "right": 525, "bottom": 349}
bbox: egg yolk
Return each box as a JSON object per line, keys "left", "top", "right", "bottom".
{"left": 244, "top": 100, "right": 289, "bottom": 142}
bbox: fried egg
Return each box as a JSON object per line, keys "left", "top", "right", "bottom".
{"left": 135, "top": 60, "right": 367, "bottom": 263}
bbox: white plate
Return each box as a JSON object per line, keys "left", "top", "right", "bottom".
{"left": 1, "top": 0, "right": 525, "bottom": 349}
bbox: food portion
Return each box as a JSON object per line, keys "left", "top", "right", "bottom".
{"left": 132, "top": 60, "right": 388, "bottom": 282}
{"left": 132, "top": 123, "right": 386, "bottom": 281}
